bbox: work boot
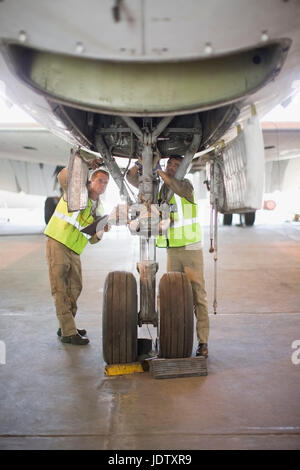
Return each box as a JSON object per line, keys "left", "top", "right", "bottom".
{"left": 57, "top": 328, "right": 87, "bottom": 337}
{"left": 196, "top": 342, "right": 208, "bottom": 358}
{"left": 61, "top": 334, "right": 89, "bottom": 345}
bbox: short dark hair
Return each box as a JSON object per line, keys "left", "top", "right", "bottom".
{"left": 167, "top": 156, "right": 183, "bottom": 163}
{"left": 90, "top": 169, "right": 109, "bottom": 181}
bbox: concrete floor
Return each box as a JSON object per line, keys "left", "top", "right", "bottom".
{"left": 0, "top": 223, "right": 300, "bottom": 450}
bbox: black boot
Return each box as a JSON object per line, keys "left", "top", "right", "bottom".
{"left": 57, "top": 328, "right": 87, "bottom": 337}
{"left": 61, "top": 334, "right": 89, "bottom": 345}
{"left": 196, "top": 342, "right": 208, "bottom": 358}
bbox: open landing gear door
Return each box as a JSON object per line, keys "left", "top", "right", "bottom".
{"left": 67, "top": 149, "right": 89, "bottom": 212}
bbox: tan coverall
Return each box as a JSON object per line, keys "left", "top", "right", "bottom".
{"left": 46, "top": 169, "right": 101, "bottom": 337}
{"left": 46, "top": 237, "right": 82, "bottom": 336}
{"left": 159, "top": 180, "right": 209, "bottom": 344}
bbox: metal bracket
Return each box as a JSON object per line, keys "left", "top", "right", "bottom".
{"left": 121, "top": 116, "right": 174, "bottom": 204}
{"left": 95, "top": 132, "right": 134, "bottom": 203}
{"left": 137, "top": 237, "right": 158, "bottom": 326}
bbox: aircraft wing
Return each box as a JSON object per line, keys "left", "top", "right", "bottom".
{"left": 1, "top": 120, "right": 299, "bottom": 197}
{"left": 0, "top": 123, "right": 70, "bottom": 195}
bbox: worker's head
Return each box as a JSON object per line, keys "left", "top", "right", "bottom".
{"left": 88, "top": 169, "right": 109, "bottom": 199}
{"left": 166, "top": 156, "right": 183, "bottom": 178}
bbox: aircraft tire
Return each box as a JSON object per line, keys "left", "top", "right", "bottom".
{"left": 102, "top": 271, "right": 137, "bottom": 364}
{"left": 244, "top": 211, "right": 256, "bottom": 226}
{"left": 223, "top": 214, "right": 233, "bottom": 225}
{"left": 159, "top": 272, "right": 194, "bottom": 359}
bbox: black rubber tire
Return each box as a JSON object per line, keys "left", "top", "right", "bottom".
{"left": 223, "top": 213, "right": 233, "bottom": 226}
{"left": 244, "top": 212, "right": 256, "bottom": 226}
{"left": 159, "top": 272, "right": 194, "bottom": 359}
{"left": 102, "top": 271, "right": 138, "bottom": 364}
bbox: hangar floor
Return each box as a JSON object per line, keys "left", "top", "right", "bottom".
{"left": 0, "top": 223, "right": 300, "bottom": 450}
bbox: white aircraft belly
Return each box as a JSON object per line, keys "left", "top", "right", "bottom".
{"left": 0, "top": 0, "right": 299, "bottom": 61}
{"left": 0, "top": 0, "right": 299, "bottom": 121}
{"left": 0, "top": 127, "right": 70, "bottom": 165}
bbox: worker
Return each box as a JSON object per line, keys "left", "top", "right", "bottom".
{"left": 126, "top": 157, "right": 209, "bottom": 358}
{"left": 45, "top": 161, "right": 110, "bottom": 346}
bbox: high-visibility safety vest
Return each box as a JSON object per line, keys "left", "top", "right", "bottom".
{"left": 156, "top": 192, "right": 202, "bottom": 248}
{"left": 44, "top": 197, "right": 102, "bottom": 255}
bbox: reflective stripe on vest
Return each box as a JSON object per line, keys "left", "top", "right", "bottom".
{"left": 52, "top": 210, "right": 90, "bottom": 239}
{"left": 44, "top": 197, "right": 98, "bottom": 254}
{"left": 156, "top": 192, "right": 202, "bottom": 248}
{"left": 172, "top": 193, "right": 199, "bottom": 228}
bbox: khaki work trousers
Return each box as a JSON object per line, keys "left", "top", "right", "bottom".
{"left": 46, "top": 237, "right": 82, "bottom": 337}
{"left": 167, "top": 245, "right": 209, "bottom": 344}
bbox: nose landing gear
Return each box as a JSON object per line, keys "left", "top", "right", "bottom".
{"left": 94, "top": 115, "right": 206, "bottom": 377}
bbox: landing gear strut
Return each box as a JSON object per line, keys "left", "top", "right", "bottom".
{"left": 95, "top": 115, "right": 202, "bottom": 365}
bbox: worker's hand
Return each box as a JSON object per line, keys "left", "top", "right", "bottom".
{"left": 153, "top": 161, "right": 162, "bottom": 174}
{"left": 159, "top": 218, "right": 171, "bottom": 235}
{"left": 134, "top": 160, "right": 142, "bottom": 171}
{"left": 128, "top": 218, "right": 140, "bottom": 235}
{"left": 57, "top": 168, "right": 68, "bottom": 194}
{"left": 156, "top": 169, "right": 166, "bottom": 178}
{"left": 157, "top": 169, "right": 172, "bottom": 187}
{"left": 96, "top": 229, "right": 104, "bottom": 240}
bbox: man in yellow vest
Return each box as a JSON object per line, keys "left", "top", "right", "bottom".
{"left": 127, "top": 157, "right": 209, "bottom": 357}
{"left": 45, "top": 164, "right": 110, "bottom": 346}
